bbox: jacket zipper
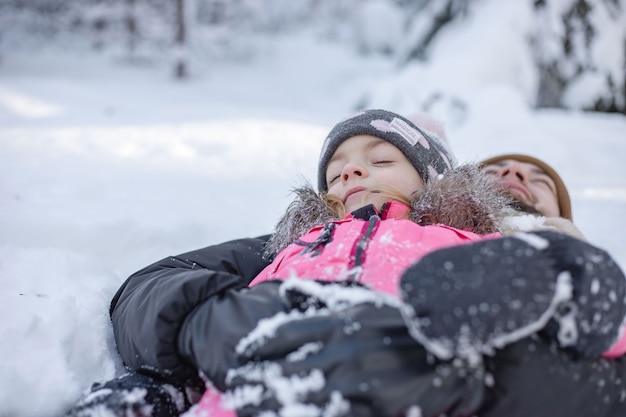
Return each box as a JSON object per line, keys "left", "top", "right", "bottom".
{"left": 346, "top": 214, "right": 381, "bottom": 284}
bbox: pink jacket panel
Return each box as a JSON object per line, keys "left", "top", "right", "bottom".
{"left": 251, "top": 202, "right": 500, "bottom": 297}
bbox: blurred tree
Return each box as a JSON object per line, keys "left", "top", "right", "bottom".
{"left": 174, "top": 0, "right": 188, "bottom": 78}
{"left": 125, "top": 0, "right": 138, "bottom": 54}
{"left": 399, "top": 0, "right": 474, "bottom": 62}
{"left": 197, "top": 0, "right": 230, "bottom": 25}
{"left": 0, "top": 0, "right": 622, "bottom": 113}
{"left": 530, "top": 0, "right": 625, "bottom": 114}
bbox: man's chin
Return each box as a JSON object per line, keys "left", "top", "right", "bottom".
{"left": 509, "top": 199, "right": 542, "bottom": 216}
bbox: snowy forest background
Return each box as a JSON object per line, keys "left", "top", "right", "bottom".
{"left": 1, "top": 1, "right": 625, "bottom": 416}
{"left": 2, "top": 0, "right": 625, "bottom": 114}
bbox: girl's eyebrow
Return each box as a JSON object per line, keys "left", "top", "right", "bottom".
{"left": 328, "top": 138, "right": 387, "bottom": 164}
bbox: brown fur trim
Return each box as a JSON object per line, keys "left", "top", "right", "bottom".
{"left": 409, "top": 164, "right": 513, "bottom": 235}
{"left": 264, "top": 165, "right": 514, "bottom": 258}
{"left": 263, "top": 185, "right": 340, "bottom": 259}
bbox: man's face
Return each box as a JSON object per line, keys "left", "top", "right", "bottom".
{"left": 482, "top": 159, "right": 560, "bottom": 217}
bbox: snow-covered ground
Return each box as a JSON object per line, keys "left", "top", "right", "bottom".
{"left": 1, "top": 6, "right": 625, "bottom": 417}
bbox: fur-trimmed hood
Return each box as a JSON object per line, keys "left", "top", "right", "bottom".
{"left": 265, "top": 164, "right": 515, "bottom": 258}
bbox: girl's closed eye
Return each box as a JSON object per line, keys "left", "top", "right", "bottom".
{"left": 326, "top": 160, "right": 343, "bottom": 185}
{"left": 368, "top": 143, "right": 401, "bottom": 165}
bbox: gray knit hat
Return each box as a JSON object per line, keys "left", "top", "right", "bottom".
{"left": 318, "top": 109, "right": 457, "bottom": 192}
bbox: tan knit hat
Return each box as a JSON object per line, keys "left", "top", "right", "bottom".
{"left": 479, "top": 154, "right": 572, "bottom": 221}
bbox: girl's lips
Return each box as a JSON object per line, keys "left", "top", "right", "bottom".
{"left": 343, "top": 186, "right": 367, "bottom": 204}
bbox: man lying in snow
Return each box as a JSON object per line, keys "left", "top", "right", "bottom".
{"left": 186, "top": 110, "right": 626, "bottom": 417}
{"left": 65, "top": 112, "right": 626, "bottom": 417}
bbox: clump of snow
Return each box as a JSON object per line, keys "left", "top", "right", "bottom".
{"left": 513, "top": 231, "right": 550, "bottom": 250}
{"left": 501, "top": 213, "right": 547, "bottom": 233}
{"left": 236, "top": 308, "right": 330, "bottom": 358}
{"left": 279, "top": 277, "right": 402, "bottom": 310}
{"left": 237, "top": 278, "right": 403, "bottom": 359}
{"left": 223, "top": 363, "right": 331, "bottom": 415}
{"left": 286, "top": 342, "right": 324, "bottom": 362}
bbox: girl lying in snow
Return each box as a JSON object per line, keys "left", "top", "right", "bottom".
{"left": 185, "top": 109, "right": 626, "bottom": 417}
{"left": 66, "top": 110, "right": 626, "bottom": 417}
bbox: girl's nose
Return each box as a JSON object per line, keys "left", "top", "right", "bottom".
{"left": 341, "top": 162, "right": 367, "bottom": 183}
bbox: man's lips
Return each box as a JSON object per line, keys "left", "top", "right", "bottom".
{"left": 343, "top": 186, "right": 367, "bottom": 204}
{"left": 499, "top": 180, "right": 531, "bottom": 201}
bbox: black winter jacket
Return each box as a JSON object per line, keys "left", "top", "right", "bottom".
{"left": 110, "top": 235, "right": 272, "bottom": 383}
{"left": 110, "top": 234, "right": 626, "bottom": 416}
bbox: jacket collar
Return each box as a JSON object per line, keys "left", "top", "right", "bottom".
{"left": 347, "top": 201, "right": 410, "bottom": 221}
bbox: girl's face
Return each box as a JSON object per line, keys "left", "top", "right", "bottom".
{"left": 325, "top": 135, "right": 424, "bottom": 213}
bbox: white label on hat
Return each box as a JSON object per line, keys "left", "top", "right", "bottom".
{"left": 389, "top": 117, "right": 425, "bottom": 147}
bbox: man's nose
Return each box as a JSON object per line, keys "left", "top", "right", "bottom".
{"left": 499, "top": 163, "right": 527, "bottom": 183}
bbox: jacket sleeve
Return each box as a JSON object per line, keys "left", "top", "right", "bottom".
{"left": 109, "top": 235, "right": 272, "bottom": 382}
{"left": 221, "top": 297, "right": 626, "bottom": 417}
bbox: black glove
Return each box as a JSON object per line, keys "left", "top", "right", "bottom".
{"left": 400, "top": 231, "right": 626, "bottom": 359}
{"left": 64, "top": 372, "right": 200, "bottom": 417}
{"left": 224, "top": 287, "right": 487, "bottom": 417}
{"left": 177, "top": 280, "right": 288, "bottom": 390}
{"left": 535, "top": 231, "right": 626, "bottom": 357}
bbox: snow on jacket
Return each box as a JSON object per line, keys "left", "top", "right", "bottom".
{"left": 111, "top": 234, "right": 626, "bottom": 417}
{"left": 251, "top": 201, "right": 500, "bottom": 296}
